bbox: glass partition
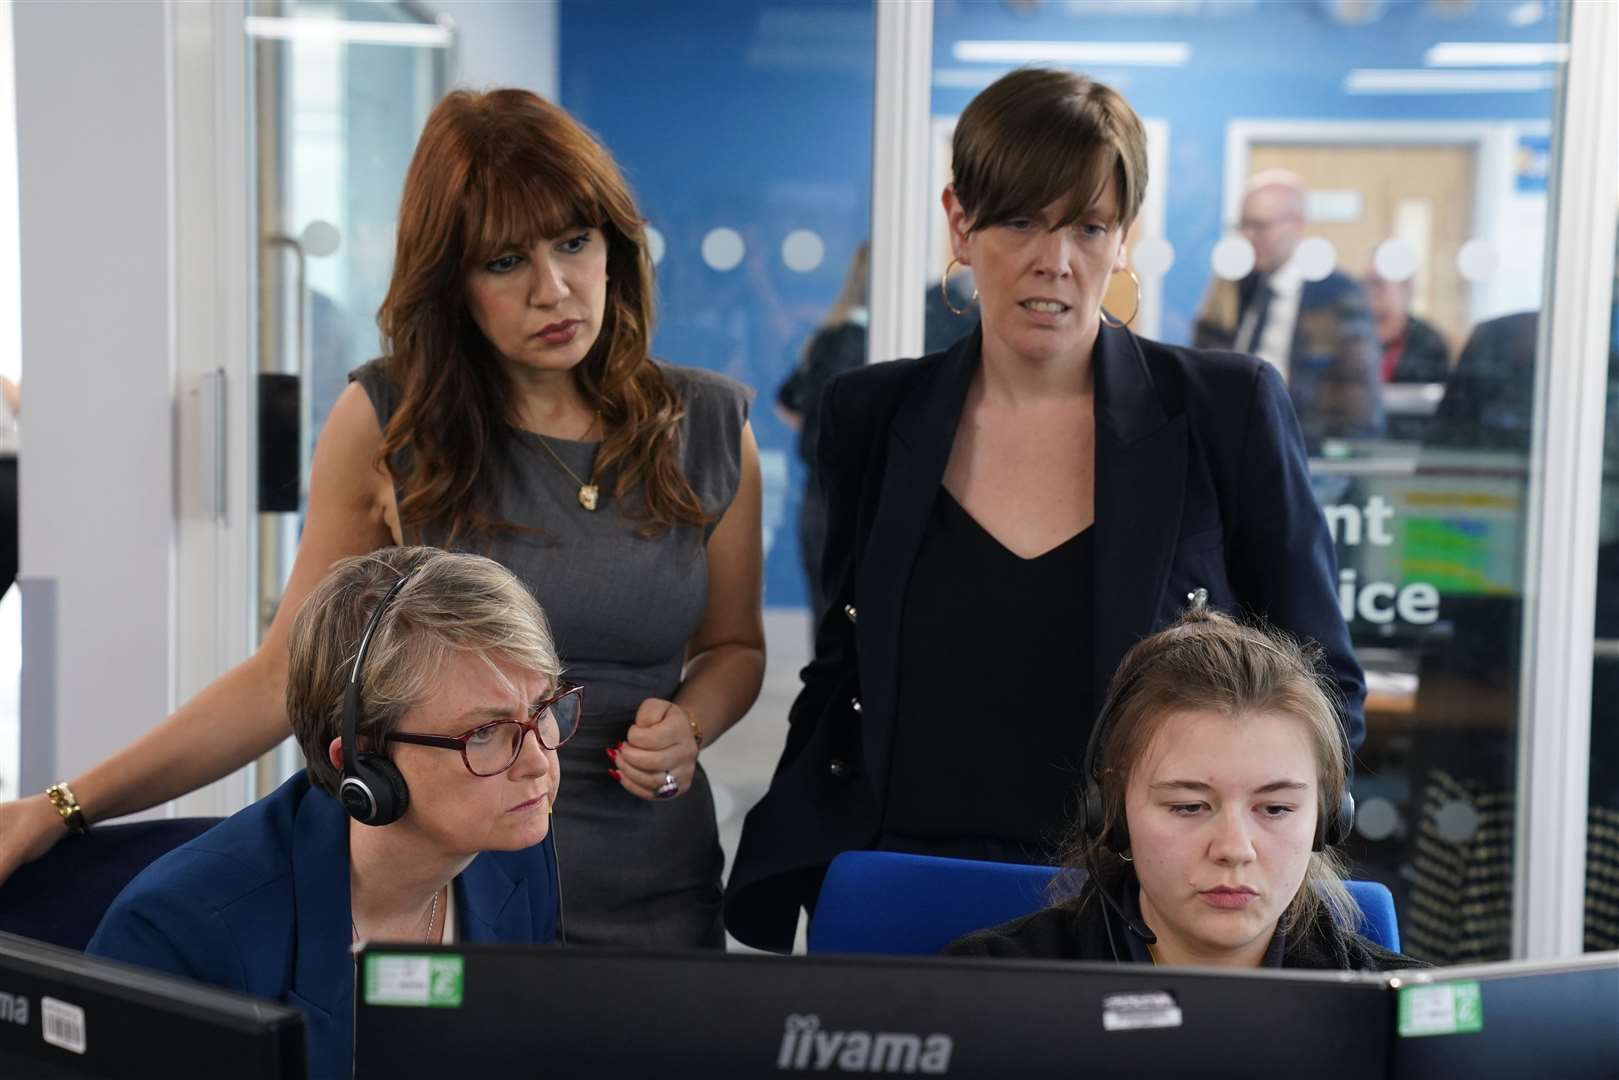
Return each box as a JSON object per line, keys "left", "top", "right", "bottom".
{"left": 556, "top": 0, "right": 877, "bottom": 943}
{"left": 922, "top": 0, "right": 1572, "bottom": 964}
{"left": 248, "top": 0, "right": 449, "bottom": 788}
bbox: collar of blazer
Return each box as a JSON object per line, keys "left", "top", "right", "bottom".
{"left": 857, "top": 323, "right": 1189, "bottom": 796}
{"left": 888, "top": 323, "right": 1173, "bottom": 452}
{"left": 288, "top": 783, "right": 531, "bottom": 1019}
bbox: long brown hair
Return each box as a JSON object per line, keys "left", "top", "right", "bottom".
{"left": 376, "top": 88, "right": 708, "bottom": 544}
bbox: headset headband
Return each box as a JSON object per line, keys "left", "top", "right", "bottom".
{"left": 341, "top": 569, "right": 416, "bottom": 780}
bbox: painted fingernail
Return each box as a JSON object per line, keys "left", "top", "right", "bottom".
{"left": 604, "top": 747, "right": 618, "bottom": 761}
{"left": 608, "top": 768, "right": 621, "bottom": 781}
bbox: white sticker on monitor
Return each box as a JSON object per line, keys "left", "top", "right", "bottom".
{"left": 1102, "top": 991, "right": 1183, "bottom": 1032}
{"left": 41, "top": 996, "right": 86, "bottom": 1054}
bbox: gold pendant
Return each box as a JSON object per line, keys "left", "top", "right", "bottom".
{"left": 579, "top": 484, "right": 600, "bottom": 511}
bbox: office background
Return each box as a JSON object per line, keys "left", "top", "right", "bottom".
{"left": 0, "top": 0, "right": 1612, "bottom": 962}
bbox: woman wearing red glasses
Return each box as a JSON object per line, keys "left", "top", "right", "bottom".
{"left": 89, "top": 547, "right": 566, "bottom": 1080}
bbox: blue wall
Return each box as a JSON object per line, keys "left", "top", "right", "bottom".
{"left": 561, "top": 0, "right": 875, "bottom": 607}
{"left": 559, "top": 0, "right": 1562, "bottom": 608}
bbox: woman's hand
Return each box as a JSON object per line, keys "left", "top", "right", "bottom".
{"left": 0, "top": 795, "right": 71, "bottom": 886}
{"left": 608, "top": 697, "right": 701, "bottom": 801}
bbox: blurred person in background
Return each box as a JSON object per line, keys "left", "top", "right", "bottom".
{"left": 1195, "top": 171, "right": 1383, "bottom": 451}
{"left": 1364, "top": 266, "right": 1449, "bottom": 384}
{"left": 777, "top": 243, "right": 869, "bottom": 624}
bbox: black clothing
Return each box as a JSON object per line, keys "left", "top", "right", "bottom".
{"left": 0, "top": 458, "right": 16, "bottom": 599}
{"left": 779, "top": 321, "right": 868, "bottom": 622}
{"left": 778, "top": 322, "right": 867, "bottom": 467}
{"left": 945, "top": 873, "right": 1427, "bottom": 973}
{"left": 724, "top": 326, "right": 1367, "bottom": 953}
{"left": 1385, "top": 314, "right": 1450, "bottom": 384}
{"left": 883, "top": 491, "right": 1093, "bottom": 857}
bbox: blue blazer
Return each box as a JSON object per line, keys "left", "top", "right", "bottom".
{"left": 723, "top": 324, "right": 1364, "bottom": 951}
{"left": 87, "top": 772, "right": 560, "bottom": 1080}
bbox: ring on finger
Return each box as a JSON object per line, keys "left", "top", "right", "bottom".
{"left": 654, "top": 771, "right": 679, "bottom": 799}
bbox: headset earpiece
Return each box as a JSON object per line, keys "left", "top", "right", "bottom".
{"left": 338, "top": 569, "right": 417, "bottom": 827}
{"left": 339, "top": 752, "right": 411, "bottom": 827}
{"left": 1315, "top": 785, "right": 1354, "bottom": 852}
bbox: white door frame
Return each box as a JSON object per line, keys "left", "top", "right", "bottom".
{"left": 1514, "top": 0, "right": 1616, "bottom": 959}
{"left": 169, "top": 0, "right": 258, "bottom": 819}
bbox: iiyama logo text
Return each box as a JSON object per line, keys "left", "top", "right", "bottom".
{"left": 0, "top": 990, "right": 28, "bottom": 1026}
{"left": 776, "top": 1014, "right": 952, "bottom": 1073}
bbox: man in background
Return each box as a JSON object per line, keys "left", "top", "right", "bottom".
{"left": 1195, "top": 169, "right": 1383, "bottom": 451}
{"left": 1365, "top": 266, "right": 1450, "bottom": 384}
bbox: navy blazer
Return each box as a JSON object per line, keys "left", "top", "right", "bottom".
{"left": 87, "top": 772, "right": 560, "bottom": 1080}
{"left": 723, "top": 325, "right": 1364, "bottom": 952}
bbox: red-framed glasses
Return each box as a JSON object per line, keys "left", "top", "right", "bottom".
{"left": 386, "top": 684, "right": 584, "bottom": 777}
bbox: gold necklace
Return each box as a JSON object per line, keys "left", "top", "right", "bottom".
{"left": 351, "top": 887, "right": 442, "bottom": 944}
{"left": 532, "top": 412, "right": 602, "bottom": 511}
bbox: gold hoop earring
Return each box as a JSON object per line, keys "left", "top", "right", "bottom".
{"left": 1117, "top": 850, "right": 1133, "bottom": 863}
{"left": 1100, "top": 268, "right": 1141, "bottom": 329}
{"left": 942, "top": 257, "right": 978, "bottom": 317}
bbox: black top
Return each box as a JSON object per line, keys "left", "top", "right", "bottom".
{"left": 776, "top": 321, "right": 867, "bottom": 466}
{"left": 945, "top": 870, "right": 1427, "bottom": 973}
{"left": 1386, "top": 314, "right": 1451, "bottom": 383}
{"left": 882, "top": 489, "right": 1094, "bottom": 859}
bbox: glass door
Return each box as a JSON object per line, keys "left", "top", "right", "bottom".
{"left": 903, "top": 0, "right": 1579, "bottom": 963}
{"left": 247, "top": 0, "right": 449, "bottom": 791}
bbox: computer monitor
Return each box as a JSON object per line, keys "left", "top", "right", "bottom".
{"left": 0, "top": 931, "right": 306, "bottom": 1080}
{"left": 1388, "top": 952, "right": 1619, "bottom": 1080}
{"left": 354, "top": 943, "right": 1393, "bottom": 1078}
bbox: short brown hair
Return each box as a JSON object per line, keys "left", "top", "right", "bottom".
{"left": 286, "top": 546, "right": 561, "bottom": 795}
{"left": 1061, "top": 609, "right": 1357, "bottom": 935}
{"left": 951, "top": 68, "right": 1148, "bottom": 234}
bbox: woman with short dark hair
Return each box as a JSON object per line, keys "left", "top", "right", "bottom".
{"left": 727, "top": 69, "right": 1362, "bottom": 953}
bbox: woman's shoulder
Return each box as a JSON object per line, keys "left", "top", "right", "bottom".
{"left": 1341, "top": 932, "right": 1432, "bottom": 973}
{"left": 1131, "top": 333, "right": 1270, "bottom": 398}
{"left": 1284, "top": 906, "right": 1432, "bottom": 972}
{"left": 656, "top": 360, "right": 753, "bottom": 417}
{"left": 348, "top": 357, "right": 399, "bottom": 427}
{"left": 943, "top": 902, "right": 1100, "bottom": 960}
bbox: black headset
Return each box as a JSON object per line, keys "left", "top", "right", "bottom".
{"left": 337, "top": 569, "right": 417, "bottom": 827}
{"left": 333, "top": 562, "right": 570, "bottom": 945}
{"left": 1076, "top": 594, "right": 1355, "bottom": 857}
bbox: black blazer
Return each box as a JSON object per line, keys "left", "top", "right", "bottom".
{"left": 724, "top": 326, "right": 1365, "bottom": 952}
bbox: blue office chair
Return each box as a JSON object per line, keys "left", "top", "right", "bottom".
{"left": 807, "top": 850, "right": 1401, "bottom": 955}
{"left": 0, "top": 817, "right": 220, "bottom": 950}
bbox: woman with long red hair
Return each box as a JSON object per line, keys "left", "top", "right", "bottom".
{"left": 0, "top": 89, "right": 765, "bottom": 948}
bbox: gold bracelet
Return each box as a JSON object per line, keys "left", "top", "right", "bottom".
{"left": 44, "top": 781, "right": 89, "bottom": 835}
{"left": 686, "top": 710, "right": 705, "bottom": 751}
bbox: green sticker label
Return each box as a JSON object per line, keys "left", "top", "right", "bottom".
{"left": 1398, "top": 981, "right": 1484, "bottom": 1038}
{"left": 363, "top": 954, "right": 464, "bottom": 1008}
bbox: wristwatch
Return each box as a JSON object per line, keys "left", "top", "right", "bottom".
{"left": 44, "top": 781, "right": 89, "bottom": 835}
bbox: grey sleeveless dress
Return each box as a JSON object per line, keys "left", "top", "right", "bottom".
{"left": 352, "top": 360, "right": 749, "bottom": 949}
